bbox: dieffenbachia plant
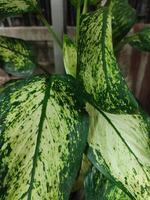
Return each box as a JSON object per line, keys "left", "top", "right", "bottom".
{"left": 0, "top": 0, "right": 150, "bottom": 200}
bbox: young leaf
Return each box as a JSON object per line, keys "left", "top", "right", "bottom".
{"left": 0, "top": 75, "right": 89, "bottom": 200}
{"left": 84, "top": 167, "right": 131, "bottom": 200}
{"left": 0, "top": 36, "right": 36, "bottom": 77}
{"left": 111, "top": 0, "right": 137, "bottom": 46}
{"left": 0, "top": 0, "right": 37, "bottom": 18}
{"left": 63, "top": 35, "right": 77, "bottom": 77}
{"left": 127, "top": 27, "right": 150, "bottom": 52}
{"left": 77, "top": 7, "right": 138, "bottom": 114}
{"left": 86, "top": 104, "right": 150, "bottom": 200}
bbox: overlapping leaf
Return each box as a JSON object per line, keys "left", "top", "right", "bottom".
{"left": 127, "top": 27, "right": 150, "bottom": 52}
{"left": 63, "top": 35, "right": 77, "bottom": 78}
{"left": 0, "top": 36, "right": 36, "bottom": 77}
{"left": 77, "top": 7, "right": 150, "bottom": 200}
{"left": 77, "top": 7, "right": 138, "bottom": 114}
{"left": 87, "top": 104, "right": 150, "bottom": 200}
{"left": 85, "top": 167, "right": 131, "bottom": 200}
{"left": 111, "top": 0, "right": 137, "bottom": 46}
{"left": 0, "top": 75, "right": 89, "bottom": 200}
{"left": 0, "top": 0, "right": 37, "bottom": 18}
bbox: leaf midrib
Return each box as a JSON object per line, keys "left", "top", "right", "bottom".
{"left": 27, "top": 77, "right": 52, "bottom": 200}
{"left": 98, "top": 108, "right": 150, "bottom": 184}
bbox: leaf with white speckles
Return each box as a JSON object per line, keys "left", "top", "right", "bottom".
{"left": 0, "top": 0, "right": 37, "bottom": 18}
{"left": 77, "top": 8, "right": 150, "bottom": 198}
{"left": 85, "top": 167, "right": 131, "bottom": 200}
{"left": 0, "top": 75, "right": 89, "bottom": 200}
{"left": 0, "top": 36, "right": 36, "bottom": 77}
{"left": 111, "top": 0, "right": 137, "bottom": 46}
{"left": 77, "top": 7, "right": 138, "bottom": 114}
{"left": 63, "top": 35, "right": 77, "bottom": 78}
{"left": 86, "top": 104, "right": 150, "bottom": 200}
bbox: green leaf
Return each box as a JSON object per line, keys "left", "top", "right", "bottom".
{"left": 85, "top": 167, "right": 131, "bottom": 200}
{"left": 86, "top": 104, "right": 150, "bottom": 200}
{"left": 0, "top": 36, "right": 36, "bottom": 77}
{"left": 63, "top": 35, "right": 77, "bottom": 78}
{"left": 77, "top": 7, "right": 150, "bottom": 199}
{"left": 0, "top": 75, "right": 89, "bottom": 199}
{"left": 111, "top": 0, "right": 137, "bottom": 46}
{"left": 0, "top": 0, "right": 37, "bottom": 18}
{"left": 77, "top": 7, "right": 138, "bottom": 114}
{"left": 127, "top": 27, "right": 150, "bottom": 52}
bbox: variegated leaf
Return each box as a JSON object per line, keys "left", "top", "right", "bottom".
{"left": 86, "top": 104, "right": 150, "bottom": 200}
{"left": 0, "top": 75, "right": 89, "bottom": 200}
{"left": 0, "top": 36, "right": 36, "bottom": 77}
{"left": 127, "top": 27, "right": 150, "bottom": 52}
{"left": 85, "top": 167, "right": 131, "bottom": 200}
{"left": 111, "top": 0, "right": 137, "bottom": 46}
{"left": 0, "top": 0, "right": 37, "bottom": 18}
{"left": 63, "top": 35, "right": 77, "bottom": 78}
{"left": 77, "top": 7, "right": 150, "bottom": 200}
{"left": 77, "top": 7, "right": 138, "bottom": 114}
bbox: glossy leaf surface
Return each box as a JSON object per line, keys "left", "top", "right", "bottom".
{"left": 0, "top": 0, "right": 37, "bottom": 18}
{"left": 63, "top": 35, "right": 77, "bottom": 77}
{"left": 0, "top": 75, "right": 89, "bottom": 200}
{"left": 77, "top": 8, "right": 138, "bottom": 114}
{"left": 0, "top": 36, "right": 36, "bottom": 77}
{"left": 85, "top": 167, "right": 131, "bottom": 200}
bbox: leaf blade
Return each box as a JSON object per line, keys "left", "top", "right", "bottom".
{"left": 127, "top": 27, "right": 150, "bottom": 52}
{"left": 0, "top": 0, "right": 37, "bottom": 18}
{"left": 63, "top": 35, "right": 77, "bottom": 77}
{"left": 86, "top": 104, "right": 150, "bottom": 200}
{"left": 111, "top": 0, "right": 137, "bottom": 46}
{"left": 0, "top": 75, "right": 89, "bottom": 199}
{"left": 0, "top": 36, "right": 36, "bottom": 77}
{"left": 84, "top": 167, "right": 131, "bottom": 200}
{"left": 77, "top": 8, "right": 138, "bottom": 114}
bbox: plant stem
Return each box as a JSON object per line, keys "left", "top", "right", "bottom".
{"left": 106, "top": 0, "right": 112, "bottom": 7}
{"left": 76, "top": 0, "right": 81, "bottom": 44}
{"left": 82, "top": 0, "right": 88, "bottom": 14}
{"left": 37, "top": 11, "right": 62, "bottom": 49}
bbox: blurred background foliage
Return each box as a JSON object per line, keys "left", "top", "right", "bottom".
{"left": 0, "top": 0, "right": 149, "bottom": 27}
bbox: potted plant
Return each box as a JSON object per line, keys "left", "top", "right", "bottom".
{"left": 0, "top": 0, "right": 150, "bottom": 199}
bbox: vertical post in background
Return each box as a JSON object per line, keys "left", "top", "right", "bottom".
{"left": 51, "top": 0, "right": 66, "bottom": 74}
